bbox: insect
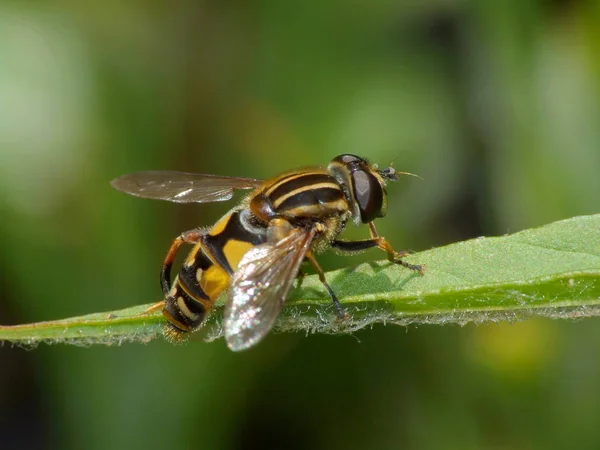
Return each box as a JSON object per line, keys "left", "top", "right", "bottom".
{"left": 111, "top": 154, "right": 423, "bottom": 351}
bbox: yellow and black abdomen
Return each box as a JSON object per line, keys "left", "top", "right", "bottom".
{"left": 164, "top": 209, "right": 267, "bottom": 335}
{"left": 163, "top": 250, "right": 212, "bottom": 333}
{"left": 250, "top": 171, "right": 349, "bottom": 222}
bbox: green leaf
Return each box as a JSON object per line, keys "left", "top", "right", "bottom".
{"left": 1, "top": 214, "right": 599, "bottom": 347}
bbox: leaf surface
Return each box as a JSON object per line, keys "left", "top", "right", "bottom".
{"left": 1, "top": 214, "right": 599, "bottom": 347}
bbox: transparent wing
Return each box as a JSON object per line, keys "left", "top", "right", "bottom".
{"left": 110, "top": 171, "right": 263, "bottom": 203}
{"left": 225, "top": 227, "right": 317, "bottom": 351}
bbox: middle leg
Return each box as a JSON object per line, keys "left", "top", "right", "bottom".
{"left": 305, "top": 251, "right": 348, "bottom": 319}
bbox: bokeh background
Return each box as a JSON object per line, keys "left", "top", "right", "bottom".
{"left": 1, "top": 1, "right": 600, "bottom": 449}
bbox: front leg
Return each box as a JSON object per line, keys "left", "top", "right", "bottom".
{"left": 368, "top": 222, "right": 424, "bottom": 274}
{"left": 331, "top": 222, "right": 424, "bottom": 275}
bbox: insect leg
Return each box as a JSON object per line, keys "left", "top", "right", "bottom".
{"left": 161, "top": 228, "right": 206, "bottom": 296}
{"left": 144, "top": 301, "right": 165, "bottom": 314}
{"left": 143, "top": 228, "right": 206, "bottom": 316}
{"left": 331, "top": 238, "right": 380, "bottom": 253}
{"left": 305, "top": 252, "right": 348, "bottom": 320}
{"left": 368, "top": 222, "right": 424, "bottom": 274}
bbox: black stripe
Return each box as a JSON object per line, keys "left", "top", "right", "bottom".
{"left": 269, "top": 173, "right": 334, "bottom": 201}
{"left": 277, "top": 187, "right": 344, "bottom": 212}
{"left": 203, "top": 210, "right": 267, "bottom": 275}
{"left": 178, "top": 255, "right": 211, "bottom": 301}
{"left": 164, "top": 284, "right": 207, "bottom": 331}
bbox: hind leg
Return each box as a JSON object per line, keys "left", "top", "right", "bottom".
{"left": 160, "top": 228, "right": 205, "bottom": 296}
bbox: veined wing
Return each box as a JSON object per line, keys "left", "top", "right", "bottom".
{"left": 111, "top": 171, "right": 263, "bottom": 203}
{"left": 225, "top": 227, "right": 317, "bottom": 351}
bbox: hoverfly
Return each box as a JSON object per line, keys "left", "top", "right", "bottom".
{"left": 111, "top": 154, "right": 423, "bottom": 351}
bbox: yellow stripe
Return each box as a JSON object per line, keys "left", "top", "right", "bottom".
{"left": 162, "top": 309, "right": 192, "bottom": 332}
{"left": 264, "top": 171, "right": 308, "bottom": 196}
{"left": 209, "top": 212, "right": 234, "bottom": 236}
{"left": 272, "top": 182, "right": 341, "bottom": 208}
{"left": 184, "top": 243, "right": 203, "bottom": 267}
{"left": 223, "top": 239, "right": 254, "bottom": 272}
{"left": 176, "top": 296, "right": 200, "bottom": 321}
{"left": 177, "top": 281, "right": 212, "bottom": 307}
{"left": 200, "top": 265, "right": 230, "bottom": 300}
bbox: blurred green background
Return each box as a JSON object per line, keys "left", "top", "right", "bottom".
{"left": 1, "top": 1, "right": 600, "bottom": 449}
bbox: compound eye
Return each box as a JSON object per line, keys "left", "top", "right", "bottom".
{"left": 352, "top": 170, "right": 384, "bottom": 223}
{"left": 333, "top": 154, "right": 364, "bottom": 165}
